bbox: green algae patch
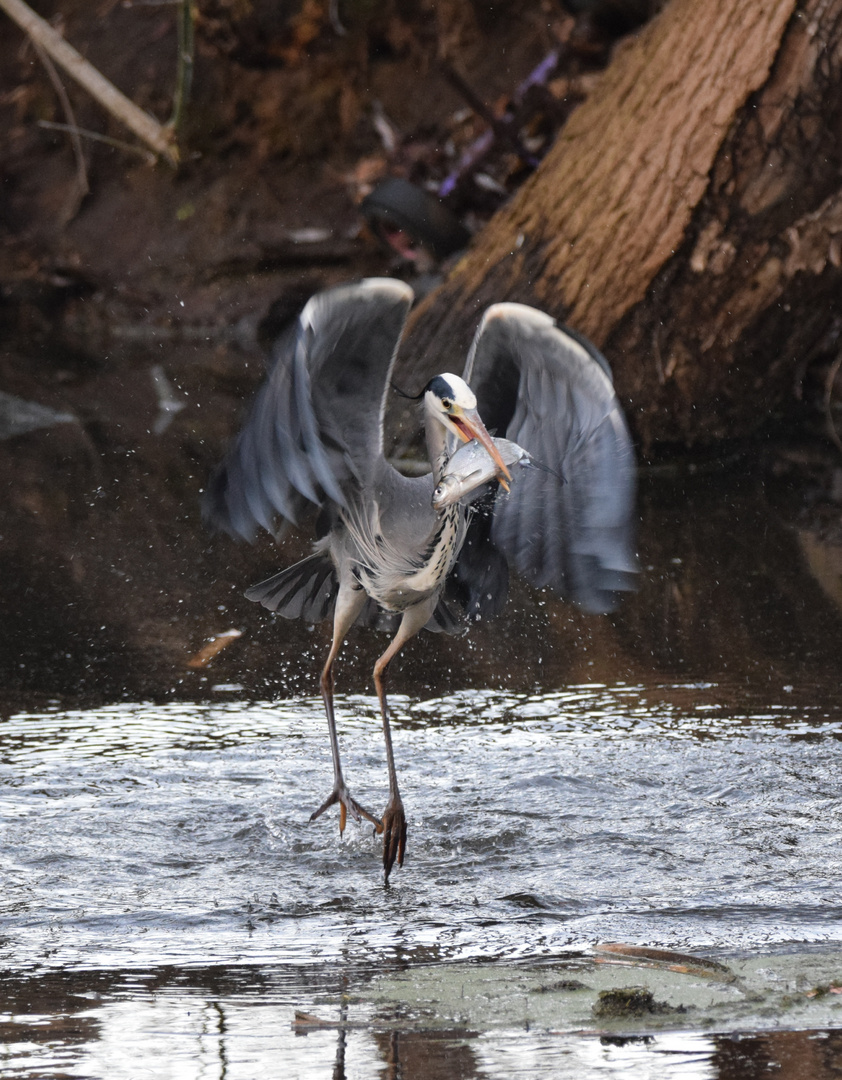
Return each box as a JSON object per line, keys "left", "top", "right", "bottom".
{"left": 356, "top": 950, "right": 842, "bottom": 1036}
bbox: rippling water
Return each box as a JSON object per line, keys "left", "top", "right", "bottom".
{"left": 3, "top": 684, "right": 841, "bottom": 970}
{"left": 1, "top": 681, "right": 841, "bottom": 1077}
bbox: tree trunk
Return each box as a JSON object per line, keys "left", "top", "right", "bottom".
{"left": 398, "top": 0, "right": 842, "bottom": 453}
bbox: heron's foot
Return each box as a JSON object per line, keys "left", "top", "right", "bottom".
{"left": 381, "top": 794, "right": 407, "bottom": 882}
{"left": 309, "top": 782, "right": 382, "bottom": 836}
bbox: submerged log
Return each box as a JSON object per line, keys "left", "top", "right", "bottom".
{"left": 399, "top": 0, "right": 842, "bottom": 452}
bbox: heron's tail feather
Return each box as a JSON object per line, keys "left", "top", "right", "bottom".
{"left": 245, "top": 554, "right": 338, "bottom": 623}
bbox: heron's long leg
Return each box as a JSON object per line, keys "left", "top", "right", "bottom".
{"left": 309, "top": 584, "right": 381, "bottom": 835}
{"left": 373, "top": 603, "right": 431, "bottom": 880}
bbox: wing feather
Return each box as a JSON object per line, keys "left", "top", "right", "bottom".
{"left": 460, "top": 303, "right": 637, "bottom": 613}
{"left": 203, "top": 279, "right": 414, "bottom": 541}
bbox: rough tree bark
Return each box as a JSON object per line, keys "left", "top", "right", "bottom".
{"left": 398, "top": 0, "right": 842, "bottom": 453}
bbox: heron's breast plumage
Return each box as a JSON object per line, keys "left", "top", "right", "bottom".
{"left": 402, "top": 504, "right": 462, "bottom": 595}
{"left": 343, "top": 500, "right": 464, "bottom": 614}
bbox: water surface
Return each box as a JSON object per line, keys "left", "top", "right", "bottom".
{"left": 3, "top": 464, "right": 842, "bottom": 1076}
{"left": 2, "top": 679, "right": 842, "bottom": 1077}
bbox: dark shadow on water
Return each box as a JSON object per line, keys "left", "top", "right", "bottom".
{"left": 2, "top": 451, "right": 840, "bottom": 714}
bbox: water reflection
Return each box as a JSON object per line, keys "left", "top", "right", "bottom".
{"left": 3, "top": 963, "right": 842, "bottom": 1080}
{"left": 712, "top": 1029, "right": 842, "bottom": 1080}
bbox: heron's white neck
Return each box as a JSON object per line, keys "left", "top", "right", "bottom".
{"left": 424, "top": 409, "right": 454, "bottom": 483}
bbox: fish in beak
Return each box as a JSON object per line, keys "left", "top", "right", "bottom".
{"left": 450, "top": 407, "right": 512, "bottom": 486}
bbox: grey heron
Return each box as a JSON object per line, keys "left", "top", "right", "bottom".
{"left": 203, "top": 278, "right": 637, "bottom": 879}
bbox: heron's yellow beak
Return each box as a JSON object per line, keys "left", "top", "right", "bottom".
{"left": 451, "top": 408, "right": 512, "bottom": 484}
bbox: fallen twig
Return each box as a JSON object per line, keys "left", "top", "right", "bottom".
{"left": 594, "top": 942, "right": 734, "bottom": 981}
{"left": 0, "top": 0, "right": 178, "bottom": 166}
{"left": 37, "top": 120, "right": 158, "bottom": 164}
{"left": 30, "top": 37, "right": 88, "bottom": 218}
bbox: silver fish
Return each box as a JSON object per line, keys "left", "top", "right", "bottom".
{"left": 432, "top": 437, "right": 531, "bottom": 511}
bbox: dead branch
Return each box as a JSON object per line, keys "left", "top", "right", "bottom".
{"left": 0, "top": 0, "right": 178, "bottom": 166}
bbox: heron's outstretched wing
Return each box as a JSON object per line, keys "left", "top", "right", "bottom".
{"left": 459, "top": 303, "right": 637, "bottom": 614}
{"left": 203, "top": 278, "right": 414, "bottom": 541}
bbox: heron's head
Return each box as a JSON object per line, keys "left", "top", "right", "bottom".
{"left": 424, "top": 374, "right": 512, "bottom": 483}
